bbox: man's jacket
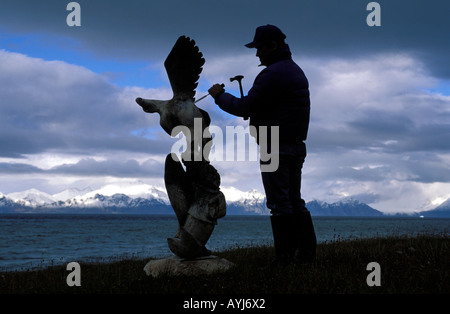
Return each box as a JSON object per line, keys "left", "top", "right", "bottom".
{"left": 214, "top": 44, "right": 310, "bottom": 150}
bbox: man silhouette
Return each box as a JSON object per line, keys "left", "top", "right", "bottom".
{"left": 209, "top": 25, "right": 317, "bottom": 265}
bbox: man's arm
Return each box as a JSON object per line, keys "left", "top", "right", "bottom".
{"left": 216, "top": 92, "right": 250, "bottom": 117}
{"left": 209, "top": 68, "right": 275, "bottom": 118}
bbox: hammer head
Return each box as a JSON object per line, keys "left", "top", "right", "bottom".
{"left": 230, "top": 75, "right": 244, "bottom": 82}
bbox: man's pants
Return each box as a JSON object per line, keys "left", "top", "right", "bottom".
{"left": 260, "top": 152, "right": 308, "bottom": 216}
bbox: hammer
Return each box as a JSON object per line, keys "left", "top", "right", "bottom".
{"left": 230, "top": 75, "right": 248, "bottom": 120}
{"left": 195, "top": 83, "right": 225, "bottom": 103}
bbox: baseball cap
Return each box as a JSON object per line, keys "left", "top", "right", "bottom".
{"left": 245, "top": 24, "right": 287, "bottom": 48}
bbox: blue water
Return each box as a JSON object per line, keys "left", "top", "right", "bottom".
{"left": 0, "top": 214, "right": 448, "bottom": 272}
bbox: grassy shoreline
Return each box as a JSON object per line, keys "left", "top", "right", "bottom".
{"left": 1, "top": 235, "right": 448, "bottom": 294}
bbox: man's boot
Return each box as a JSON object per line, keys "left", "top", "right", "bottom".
{"left": 270, "top": 214, "right": 298, "bottom": 266}
{"left": 293, "top": 210, "right": 317, "bottom": 263}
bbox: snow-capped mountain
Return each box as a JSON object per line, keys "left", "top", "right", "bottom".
{"left": 220, "top": 186, "right": 268, "bottom": 215}
{"left": 0, "top": 193, "right": 22, "bottom": 210}
{"left": 4, "top": 184, "right": 439, "bottom": 216}
{"left": 306, "top": 199, "right": 383, "bottom": 216}
{"left": 7, "top": 189, "right": 57, "bottom": 207}
{"left": 77, "top": 184, "right": 169, "bottom": 202}
{"left": 0, "top": 184, "right": 172, "bottom": 214}
{"left": 0, "top": 184, "right": 380, "bottom": 216}
{"left": 220, "top": 186, "right": 265, "bottom": 203}
{"left": 63, "top": 184, "right": 170, "bottom": 207}
{"left": 417, "top": 198, "right": 450, "bottom": 217}
{"left": 52, "top": 187, "right": 93, "bottom": 202}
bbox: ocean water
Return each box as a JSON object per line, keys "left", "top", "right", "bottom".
{"left": 0, "top": 213, "right": 449, "bottom": 272}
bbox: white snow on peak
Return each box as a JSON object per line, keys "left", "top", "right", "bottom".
{"left": 52, "top": 187, "right": 93, "bottom": 201}
{"left": 7, "top": 189, "right": 57, "bottom": 207}
{"left": 76, "top": 183, "right": 169, "bottom": 203}
{"left": 220, "top": 186, "right": 265, "bottom": 203}
{"left": 2, "top": 184, "right": 266, "bottom": 208}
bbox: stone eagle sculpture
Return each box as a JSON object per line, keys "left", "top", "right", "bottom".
{"left": 136, "top": 35, "right": 212, "bottom": 162}
{"left": 136, "top": 36, "right": 226, "bottom": 259}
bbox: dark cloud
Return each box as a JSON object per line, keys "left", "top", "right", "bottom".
{"left": 0, "top": 162, "right": 43, "bottom": 174}
{"left": 347, "top": 192, "right": 382, "bottom": 204}
{"left": 349, "top": 111, "right": 414, "bottom": 137}
{"left": 346, "top": 108, "right": 450, "bottom": 154}
{"left": 0, "top": 130, "right": 60, "bottom": 158}
{"left": 50, "top": 158, "right": 164, "bottom": 178}
{"left": 0, "top": 50, "right": 173, "bottom": 158}
{"left": 0, "top": 158, "right": 164, "bottom": 178}
{"left": 1, "top": 1, "right": 449, "bottom": 78}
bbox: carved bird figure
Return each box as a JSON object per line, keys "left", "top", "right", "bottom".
{"left": 136, "top": 36, "right": 211, "bottom": 161}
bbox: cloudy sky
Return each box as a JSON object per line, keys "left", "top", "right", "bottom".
{"left": 1, "top": 0, "right": 450, "bottom": 213}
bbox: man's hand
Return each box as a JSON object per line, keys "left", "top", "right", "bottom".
{"left": 208, "top": 84, "right": 225, "bottom": 99}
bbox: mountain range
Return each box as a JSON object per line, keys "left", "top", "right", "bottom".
{"left": 0, "top": 184, "right": 449, "bottom": 217}
{"left": 416, "top": 199, "right": 450, "bottom": 218}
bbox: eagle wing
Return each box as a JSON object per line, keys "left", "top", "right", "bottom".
{"left": 164, "top": 36, "right": 205, "bottom": 101}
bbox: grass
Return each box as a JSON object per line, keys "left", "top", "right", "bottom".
{"left": 0, "top": 235, "right": 448, "bottom": 295}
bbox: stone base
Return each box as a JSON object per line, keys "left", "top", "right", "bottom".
{"left": 144, "top": 255, "right": 235, "bottom": 278}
